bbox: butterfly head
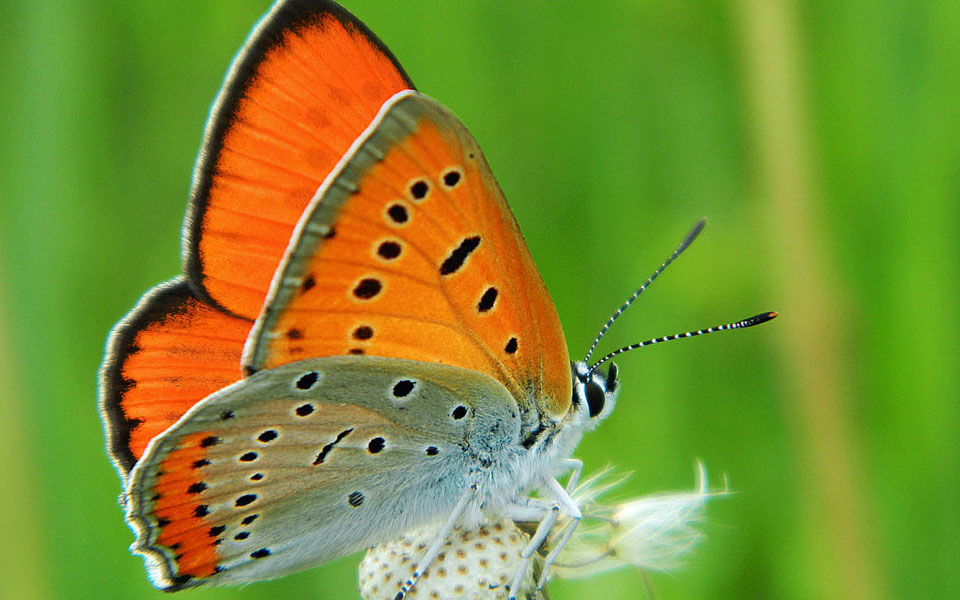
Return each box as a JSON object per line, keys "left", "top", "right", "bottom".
{"left": 570, "top": 360, "right": 620, "bottom": 428}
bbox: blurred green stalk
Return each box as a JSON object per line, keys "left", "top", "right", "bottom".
{"left": 733, "top": 1, "right": 886, "bottom": 598}
{"left": 0, "top": 259, "right": 51, "bottom": 600}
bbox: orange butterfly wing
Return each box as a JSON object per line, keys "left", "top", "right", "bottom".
{"left": 243, "top": 92, "right": 572, "bottom": 419}
{"left": 101, "top": 1, "right": 413, "bottom": 478}
{"left": 99, "top": 279, "right": 251, "bottom": 476}
{"left": 184, "top": 0, "right": 414, "bottom": 319}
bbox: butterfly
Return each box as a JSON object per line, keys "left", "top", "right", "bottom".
{"left": 99, "top": 1, "right": 775, "bottom": 597}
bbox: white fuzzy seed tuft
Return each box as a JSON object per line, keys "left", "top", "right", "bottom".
{"left": 550, "top": 462, "right": 720, "bottom": 579}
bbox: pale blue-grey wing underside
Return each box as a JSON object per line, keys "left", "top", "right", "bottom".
{"left": 124, "top": 355, "right": 521, "bottom": 589}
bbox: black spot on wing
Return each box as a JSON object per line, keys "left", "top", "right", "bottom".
{"left": 386, "top": 203, "right": 409, "bottom": 224}
{"left": 353, "top": 278, "right": 382, "bottom": 299}
{"left": 439, "top": 236, "right": 481, "bottom": 276}
{"left": 313, "top": 428, "right": 354, "bottom": 465}
{"left": 367, "top": 437, "right": 385, "bottom": 453}
{"left": 410, "top": 179, "right": 429, "bottom": 200}
{"left": 442, "top": 169, "right": 462, "bottom": 187}
{"left": 235, "top": 494, "right": 257, "bottom": 507}
{"left": 296, "top": 371, "right": 319, "bottom": 390}
{"left": 377, "top": 240, "right": 402, "bottom": 260}
{"left": 392, "top": 379, "right": 415, "bottom": 397}
{"left": 477, "top": 287, "right": 498, "bottom": 312}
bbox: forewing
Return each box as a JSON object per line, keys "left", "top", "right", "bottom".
{"left": 123, "top": 355, "right": 520, "bottom": 590}
{"left": 242, "top": 91, "right": 571, "bottom": 419}
{"left": 185, "top": 0, "right": 414, "bottom": 318}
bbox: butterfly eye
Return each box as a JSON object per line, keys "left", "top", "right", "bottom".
{"left": 585, "top": 381, "right": 605, "bottom": 418}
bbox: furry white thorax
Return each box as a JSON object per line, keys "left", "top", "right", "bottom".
{"left": 465, "top": 360, "right": 621, "bottom": 525}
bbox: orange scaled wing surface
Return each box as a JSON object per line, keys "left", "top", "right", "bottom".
{"left": 99, "top": 279, "right": 251, "bottom": 477}
{"left": 243, "top": 92, "right": 572, "bottom": 419}
{"left": 101, "top": 0, "right": 414, "bottom": 478}
{"left": 184, "top": 0, "right": 414, "bottom": 319}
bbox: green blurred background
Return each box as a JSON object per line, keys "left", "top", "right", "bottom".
{"left": 1, "top": 1, "right": 957, "bottom": 598}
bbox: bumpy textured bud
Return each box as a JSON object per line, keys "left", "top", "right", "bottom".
{"left": 359, "top": 519, "right": 546, "bottom": 600}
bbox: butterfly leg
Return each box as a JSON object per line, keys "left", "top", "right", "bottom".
{"left": 507, "top": 503, "right": 558, "bottom": 600}
{"left": 394, "top": 482, "right": 478, "bottom": 600}
{"left": 534, "top": 473, "right": 584, "bottom": 591}
{"left": 558, "top": 458, "right": 583, "bottom": 493}
{"left": 506, "top": 460, "right": 583, "bottom": 600}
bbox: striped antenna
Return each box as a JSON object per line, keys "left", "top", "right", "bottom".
{"left": 588, "top": 311, "right": 778, "bottom": 374}
{"left": 583, "top": 218, "right": 707, "bottom": 363}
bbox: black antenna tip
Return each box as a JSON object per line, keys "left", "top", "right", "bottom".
{"left": 745, "top": 311, "right": 778, "bottom": 326}
{"left": 681, "top": 218, "right": 707, "bottom": 249}
{"left": 588, "top": 309, "right": 779, "bottom": 373}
